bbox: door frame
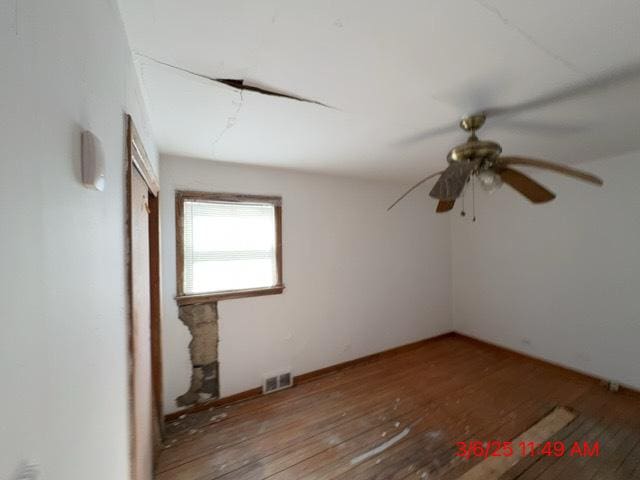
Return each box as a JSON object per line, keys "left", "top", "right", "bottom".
{"left": 126, "top": 114, "right": 163, "bottom": 477}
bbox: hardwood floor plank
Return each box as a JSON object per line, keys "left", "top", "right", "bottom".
{"left": 160, "top": 338, "right": 466, "bottom": 463}
{"left": 159, "top": 340, "right": 492, "bottom": 474}
{"left": 160, "top": 347, "right": 487, "bottom": 477}
{"left": 453, "top": 407, "right": 576, "bottom": 480}
{"left": 155, "top": 335, "right": 640, "bottom": 480}
{"left": 497, "top": 390, "right": 612, "bottom": 480}
{"left": 614, "top": 435, "right": 640, "bottom": 478}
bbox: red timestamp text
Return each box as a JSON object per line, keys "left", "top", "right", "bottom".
{"left": 455, "top": 440, "right": 600, "bottom": 459}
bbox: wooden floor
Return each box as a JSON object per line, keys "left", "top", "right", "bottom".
{"left": 156, "top": 334, "right": 640, "bottom": 480}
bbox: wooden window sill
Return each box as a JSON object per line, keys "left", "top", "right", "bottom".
{"left": 176, "top": 285, "right": 285, "bottom": 305}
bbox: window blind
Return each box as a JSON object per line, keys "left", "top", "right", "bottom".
{"left": 183, "top": 200, "right": 277, "bottom": 294}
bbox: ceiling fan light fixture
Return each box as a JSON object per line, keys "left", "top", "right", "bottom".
{"left": 477, "top": 169, "right": 503, "bottom": 193}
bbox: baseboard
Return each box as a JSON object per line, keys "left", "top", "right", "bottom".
{"left": 164, "top": 330, "right": 455, "bottom": 422}
{"left": 165, "top": 330, "right": 638, "bottom": 422}
{"left": 453, "top": 330, "right": 640, "bottom": 398}
{"left": 294, "top": 331, "right": 456, "bottom": 385}
{"left": 165, "top": 387, "right": 262, "bottom": 422}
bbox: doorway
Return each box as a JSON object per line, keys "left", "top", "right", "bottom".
{"left": 126, "top": 115, "right": 162, "bottom": 480}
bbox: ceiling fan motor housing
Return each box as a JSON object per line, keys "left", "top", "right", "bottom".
{"left": 447, "top": 139, "right": 502, "bottom": 164}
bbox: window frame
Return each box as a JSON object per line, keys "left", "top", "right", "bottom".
{"left": 175, "top": 190, "right": 284, "bottom": 305}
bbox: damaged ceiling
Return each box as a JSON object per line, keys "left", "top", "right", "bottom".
{"left": 119, "top": 0, "right": 640, "bottom": 182}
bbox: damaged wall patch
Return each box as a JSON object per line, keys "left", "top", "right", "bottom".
{"left": 176, "top": 301, "right": 220, "bottom": 407}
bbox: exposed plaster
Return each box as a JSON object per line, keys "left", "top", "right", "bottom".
{"left": 176, "top": 302, "right": 220, "bottom": 407}
{"left": 474, "top": 0, "right": 582, "bottom": 74}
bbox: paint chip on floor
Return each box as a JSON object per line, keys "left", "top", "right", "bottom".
{"left": 350, "top": 427, "right": 411, "bottom": 464}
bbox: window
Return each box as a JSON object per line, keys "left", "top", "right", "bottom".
{"left": 175, "top": 191, "right": 284, "bottom": 304}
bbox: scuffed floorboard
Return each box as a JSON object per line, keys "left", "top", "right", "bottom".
{"left": 156, "top": 335, "right": 640, "bottom": 480}
{"left": 456, "top": 407, "right": 575, "bottom": 480}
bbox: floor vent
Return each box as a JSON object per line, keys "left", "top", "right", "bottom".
{"left": 263, "top": 371, "right": 294, "bottom": 394}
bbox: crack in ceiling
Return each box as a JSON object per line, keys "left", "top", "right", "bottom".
{"left": 134, "top": 52, "right": 333, "bottom": 108}
{"left": 121, "top": 2, "right": 640, "bottom": 180}
{"left": 474, "top": 0, "right": 582, "bottom": 74}
{"left": 211, "top": 89, "right": 244, "bottom": 156}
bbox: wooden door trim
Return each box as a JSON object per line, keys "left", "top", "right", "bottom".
{"left": 128, "top": 117, "right": 160, "bottom": 196}
{"left": 148, "top": 193, "right": 163, "bottom": 433}
{"left": 126, "top": 114, "right": 162, "bottom": 479}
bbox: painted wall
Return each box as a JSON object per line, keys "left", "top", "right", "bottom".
{"left": 452, "top": 150, "right": 640, "bottom": 390}
{"left": 0, "top": 1, "right": 157, "bottom": 479}
{"left": 160, "top": 155, "right": 452, "bottom": 413}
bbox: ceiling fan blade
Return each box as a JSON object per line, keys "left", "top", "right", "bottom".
{"left": 499, "top": 167, "right": 556, "bottom": 203}
{"left": 483, "top": 63, "right": 640, "bottom": 119}
{"left": 387, "top": 170, "right": 444, "bottom": 211}
{"left": 497, "top": 156, "right": 603, "bottom": 186}
{"left": 429, "top": 162, "right": 476, "bottom": 201}
{"left": 396, "top": 63, "right": 640, "bottom": 146}
{"left": 436, "top": 200, "right": 455, "bottom": 213}
{"left": 495, "top": 119, "right": 587, "bottom": 136}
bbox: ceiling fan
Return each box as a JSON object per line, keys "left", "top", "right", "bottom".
{"left": 388, "top": 114, "right": 603, "bottom": 213}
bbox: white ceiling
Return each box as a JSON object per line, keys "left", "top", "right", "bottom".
{"left": 119, "top": 0, "right": 640, "bottom": 182}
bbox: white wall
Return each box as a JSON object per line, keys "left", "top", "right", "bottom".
{"left": 452, "top": 150, "right": 640, "bottom": 390}
{"left": 0, "top": 1, "right": 157, "bottom": 479}
{"left": 160, "top": 155, "right": 452, "bottom": 413}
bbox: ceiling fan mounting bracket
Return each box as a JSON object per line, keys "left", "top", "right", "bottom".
{"left": 459, "top": 114, "right": 486, "bottom": 133}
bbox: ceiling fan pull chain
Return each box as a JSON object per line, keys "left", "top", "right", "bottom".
{"left": 472, "top": 175, "right": 477, "bottom": 222}
{"left": 460, "top": 186, "right": 466, "bottom": 217}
